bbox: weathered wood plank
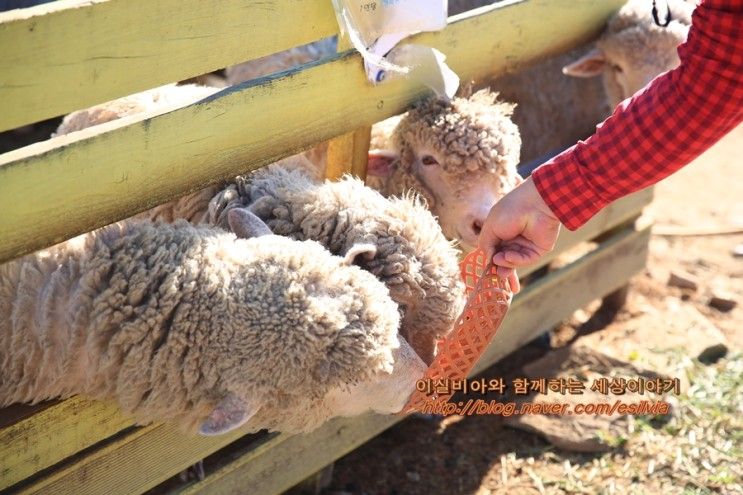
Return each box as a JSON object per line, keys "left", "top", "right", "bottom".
{"left": 170, "top": 223, "right": 652, "bottom": 495}
{"left": 0, "top": 0, "right": 339, "bottom": 131}
{"left": 16, "top": 423, "right": 253, "bottom": 495}
{"left": 0, "top": 0, "right": 625, "bottom": 264}
{"left": 0, "top": 398, "right": 133, "bottom": 490}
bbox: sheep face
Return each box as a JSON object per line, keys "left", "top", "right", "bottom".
{"left": 562, "top": 0, "right": 692, "bottom": 108}
{"left": 197, "top": 209, "right": 406, "bottom": 435}
{"left": 368, "top": 90, "right": 522, "bottom": 253}
{"left": 321, "top": 335, "right": 427, "bottom": 417}
{"left": 402, "top": 146, "right": 520, "bottom": 251}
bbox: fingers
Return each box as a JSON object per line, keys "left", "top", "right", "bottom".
{"left": 496, "top": 266, "right": 520, "bottom": 294}
{"left": 477, "top": 228, "right": 501, "bottom": 265}
{"left": 491, "top": 238, "right": 545, "bottom": 268}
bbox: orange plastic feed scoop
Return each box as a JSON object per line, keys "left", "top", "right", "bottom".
{"left": 400, "top": 249, "right": 512, "bottom": 414}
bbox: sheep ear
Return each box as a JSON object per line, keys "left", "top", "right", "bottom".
{"left": 342, "top": 243, "right": 377, "bottom": 266}
{"left": 562, "top": 48, "right": 606, "bottom": 77}
{"left": 199, "top": 393, "right": 260, "bottom": 436}
{"left": 227, "top": 208, "right": 272, "bottom": 239}
{"left": 367, "top": 150, "right": 397, "bottom": 177}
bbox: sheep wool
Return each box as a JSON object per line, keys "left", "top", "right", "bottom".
{"left": 0, "top": 218, "right": 401, "bottom": 434}
{"left": 390, "top": 89, "right": 520, "bottom": 194}
{"left": 54, "top": 84, "right": 220, "bottom": 138}
{"left": 575, "top": 0, "right": 694, "bottom": 108}
{"left": 206, "top": 162, "right": 466, "bottom": 364}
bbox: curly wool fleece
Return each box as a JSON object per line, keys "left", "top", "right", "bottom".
{"left": 0, "top": 220, "right": 400, "bottom": 434}
{"left": 380, "top": 89, "right": 522, "bottom": 202}
{"left": 207, "top": 162, "right": 466, "bottom": 364}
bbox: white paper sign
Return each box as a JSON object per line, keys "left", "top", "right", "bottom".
{"left": 331, "top": 0, "right": 459, "bottom": 98}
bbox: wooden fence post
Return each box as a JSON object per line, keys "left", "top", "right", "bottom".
{"left": 325, "top": 36, "right": 372, "bottom": 180}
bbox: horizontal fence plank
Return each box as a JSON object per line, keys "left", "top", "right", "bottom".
{"left": 172, "top": 223, "right": 652, "bottom": 495}
{"left": 0, "top": 184, "right": 646, "bottom": 491}
{"left": 0, "top": 398, "right": 132, "bottom": 490}
{"left": 174, "top": 415, "right": 397, "bottom": 495}
{"left": 16, "top": 423, "right": 253, "bottom": 495}
{"left": 0, "top": 0, "right": 624, "bottom": 264}
{"left": 0, "top": 0, "right": 339, "bottom": 131}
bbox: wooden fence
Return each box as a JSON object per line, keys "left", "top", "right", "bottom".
{"left": 0, "top": 0, "right": 649, "bottom": 493}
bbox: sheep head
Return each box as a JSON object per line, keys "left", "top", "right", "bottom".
{"left": 368, "top": 89, "right": 523, "bottom": 253}
{"left": 197, "top": 209, "right": 425, "bottom": 435}
{"left": 563, "top": 0, "right": 693, "bottom": 108}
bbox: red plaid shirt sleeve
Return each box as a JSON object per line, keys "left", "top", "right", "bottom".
{"left": 532, "top": 0, "right": 743, "bottom": 230}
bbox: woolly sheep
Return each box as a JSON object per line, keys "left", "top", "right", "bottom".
{"left": 54, "top": 84, "right": 220, "bottom": 138}
{"left": 485, "top": 47, "right": 610, "bottom": 164}
{"left": 224, "top": 37, "right": 337, "bottom": 84}
{"left": 204, "top": 160, "right": 466, "bottom": 364}
{"left": 364, "top": 90, "right": 523, "bottom": 252}
{"left": 55, "top": 98, "right": 467, "bottom": 364}
{"left": 224, "top": 46, "right": 523, "bottom": 252}
{"left": 562, "top": 0, "right": 694, "bottom": 108}
{"left": 0, "top": 211, "right": 427, "bottom": 435}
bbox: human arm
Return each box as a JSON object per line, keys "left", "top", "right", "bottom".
{"left": 479, "top": 0, "right": 743, "bottom": 291}
{"left": 532, "top": 0, "right": 743, "bottom": 230}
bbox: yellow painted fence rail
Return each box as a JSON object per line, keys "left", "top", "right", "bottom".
{"left": 0, "top": 0, "right": 338, "bottom": 132}
{"left": 0, "top": 0, "right": 624, "bottom": 264}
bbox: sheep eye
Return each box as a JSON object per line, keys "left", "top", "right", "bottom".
{"left": 610, "top": 63, "right": 623, "bottom": 73}
{"left": 421, "top": 155, "right": 439, "bottom": 166}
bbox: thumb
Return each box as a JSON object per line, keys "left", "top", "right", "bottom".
{"left": 477, "top": 227, "right": 501, "bottom": 265}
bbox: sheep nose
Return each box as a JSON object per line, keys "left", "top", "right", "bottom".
{"left": 471, "top": 219, "right": 483, "bottom": 236}
{"left": 458, "top": 216, "right": 486, "bottom": 249}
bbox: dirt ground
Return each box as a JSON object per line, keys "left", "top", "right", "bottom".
{"left": 322, "top": 127, "right": 742, "bottom": 495}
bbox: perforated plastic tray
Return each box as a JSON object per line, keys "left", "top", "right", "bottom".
{"left": 401, "top": 249, "right": 512, "bottom": 413}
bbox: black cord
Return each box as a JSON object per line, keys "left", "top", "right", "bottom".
{"left": 652, "top": 0, "right": 673, "bottom": 27}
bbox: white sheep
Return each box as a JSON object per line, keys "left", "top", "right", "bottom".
{"left": 204, "top": 159, "right": 466, "bottom": 364}
{"left": 450, "top": 1, "right": 692, "bottom": 163}
{"left": 0, "top": 210, "right": 427, "bottom": 435}
{"left": 224, "top": 37, "right": 337, "bottom": 84}
{"left": 224, "top": 44, "right": 524, "bottom": 252}
{"left": 55, "top": 96, "right": 468, "bottom": 364}
{"left": 54, "top": 84, "right": 220, "bottom": 139}
{"left": 363, "top": 89, "right": 522, "bottom": 252}
{"left": 562, "top": 0, "right": 694, "bottom": 108}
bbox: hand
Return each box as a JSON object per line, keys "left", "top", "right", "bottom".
{"left": 477, "top": 177, "right": 561, "bottom": 293}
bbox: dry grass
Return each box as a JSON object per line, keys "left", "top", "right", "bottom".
{"left": 474, "top": 353, "right": 742, "bottom": 495}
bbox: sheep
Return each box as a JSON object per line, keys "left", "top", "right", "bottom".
{"left": 55, "top": 96, "right": 468, "bottom": 364}
{"left": 364, "top": 90, "right": 523, "bottom": 252}
{"left": 204, "top": 160, "right": 466, "bottom": 364}
{"left": 54, "top": 83, "right": 220, "bottom": 139}
{"left": 224, "top": 37, "right": 337, "bottom": 84}
{"left": 447, "top": 1, "right": 691, "bottom": 164}
{"left": 0, "top": 210, "right": 428, "bottom": 435}
{"left": 224, "top": 44, "right": 524, "bottom": 252}
{"left": 562, "top": 0, "right": 694, "bottom": 108}
{"left": 487, "top": 48, "right": 612, "bottom": 164}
